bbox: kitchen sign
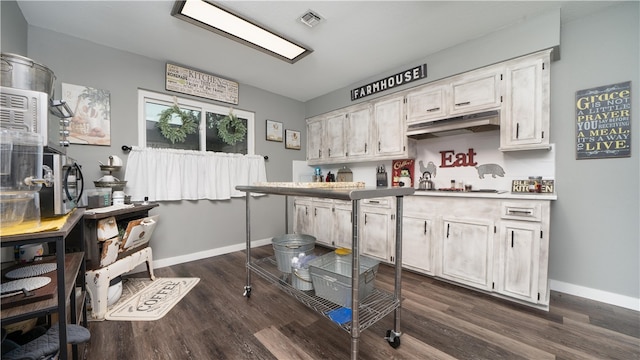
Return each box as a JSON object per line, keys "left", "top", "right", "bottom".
{"left": 166, "top": 63, "right": 239, "bottom": 105}
{"left": 351, "top": 64, "right": 426, "bottom": 101}
{"left": 575, "top": 81, "right": 631, "bottom": 159}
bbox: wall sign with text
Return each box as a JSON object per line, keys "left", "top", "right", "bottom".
{"left": 166, "top": 63, "right": 239, "bottom": 105}
{"left": 575, "top": 81, "right": 631, "bottom": 159}
{"left": 351, "top": 64, "right": 426, "bottom": 101}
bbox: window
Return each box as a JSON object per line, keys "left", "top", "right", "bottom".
{"left": 138, "top": 90, "right": 254, "bottom": 154}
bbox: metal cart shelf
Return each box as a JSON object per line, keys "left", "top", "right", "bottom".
{"left": 236, "top": 185, "right": 414, "bottom": 360}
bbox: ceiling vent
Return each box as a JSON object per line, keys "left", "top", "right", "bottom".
{"left": 299, "top": 10, "right": 323, "bottom": 28}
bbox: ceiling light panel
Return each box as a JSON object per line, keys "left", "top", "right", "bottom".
{"left": 172, "top": 0, "right": 312, "bottom": 63}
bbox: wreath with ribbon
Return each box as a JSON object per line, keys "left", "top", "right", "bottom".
{"left": 157, "top": 105, "right": 199, "bottom": 144}
{"left": 216, "top": 110, "right": 247, "bottom": 145}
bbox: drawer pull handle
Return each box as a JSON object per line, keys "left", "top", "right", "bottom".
{"left": 426, "top": 107, "right": 440, "bottom": 112}
{"left": 369, "top": 200, "right": 380, "bottom": 204}
{"left": 508, "top": 209, "right": 533, "bottom": 216}
{"left": 455, "top": 101, "right": 471, "bottom": 106}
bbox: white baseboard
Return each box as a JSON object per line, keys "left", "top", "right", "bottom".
{"left": 128, "top": 238, "right": 272, "bottom": 275}
{"left": 132, "top": 243, "right": 639, "bottom": 312}
{"left": 550, "top": 279, "right": 640, "bottom": 311}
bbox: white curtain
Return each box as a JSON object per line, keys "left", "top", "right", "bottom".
{"left": 124, "top": 147, "right": 267, "bottom": 201}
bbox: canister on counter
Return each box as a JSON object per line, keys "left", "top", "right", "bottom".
{"left": 336, "top": 166, "right": 353, "bottom": 182}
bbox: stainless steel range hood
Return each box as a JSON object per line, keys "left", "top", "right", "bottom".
{"left": 407, "top": 110, "right": 500, "bottom": 139}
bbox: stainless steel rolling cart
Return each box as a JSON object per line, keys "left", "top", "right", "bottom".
{"left": 236, "top": 184, "right": 414, "bottom": 359}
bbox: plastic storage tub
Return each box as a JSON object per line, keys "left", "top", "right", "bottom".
{"left": 308, "top": 252, "right": 379, "bottom": 308}
{"left": 272, "top": 234, "right": 315, "bottom": 273}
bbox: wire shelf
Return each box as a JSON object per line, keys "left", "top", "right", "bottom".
{"left": 248, "top": 256, "right": 400, "bottom": 333}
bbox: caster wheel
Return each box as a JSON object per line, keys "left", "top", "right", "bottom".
{"left": 385, "top": 330, "right": 401, "bottom": 349}
{"left": 243, "top": 287, "right": 251, "bottom": 298}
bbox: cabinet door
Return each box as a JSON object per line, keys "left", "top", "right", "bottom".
{"left": 402, "top": 215, "right": 434, "bottom": 275}
{"left": 333, "top": 202, "right": 352, "bottom": 249}
{"left": 306, "top": 119, "right": 323, "bottom": 162}
{"left": 498, "top": 221, "right": 541, "bottom": 302}
{"left": 373, "top": 97, "right": 406, "bottom": 157}
{"left": 325, "top": 113, "right": 346, "bottom": 160}
{"left": 441, "top": 218, "right": 493, "bottom": 290}
{"left": 346, "top": 106, "right": 372, "bottom": 158}
{"left": 450, "top": 69, "right": 502, "bottom": 115}
{"left": 500, "top": 51, "right": 550, "bottom": 150}
{"left": 406, "top": 84, "right": 448, "bottom": 124}
{"left": 312, "top": 202, "right": 334, "bottom": 246}
{"left": 361, "top": 208, "right": 392, "bottom": 262}
{"left": 293, "top": 201, "right": 313, "bottom": 236}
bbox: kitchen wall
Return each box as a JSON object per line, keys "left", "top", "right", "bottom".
{"left": 305, "top": 3, "right": 640, "bottom": 309}
{"left": 1, "top": 1, "right": 308, "bottom": 265}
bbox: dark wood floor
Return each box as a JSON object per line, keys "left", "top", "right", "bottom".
{"left": 83, "top": 246, "right": 639, "bottom": 359}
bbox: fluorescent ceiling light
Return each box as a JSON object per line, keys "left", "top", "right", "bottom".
{"left": 172, "top": 0, "right": 312, "bottom": 63}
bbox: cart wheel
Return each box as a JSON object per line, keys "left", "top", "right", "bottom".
{"left": 243, "top": 286, "right": 251, "bottom": 298}
{"left": 385, "top": 330, "right": 401, "bottom": 349}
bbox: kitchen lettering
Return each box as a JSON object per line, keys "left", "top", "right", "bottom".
{"left": 440, "top": 148, "right": 477, "bottom": 168}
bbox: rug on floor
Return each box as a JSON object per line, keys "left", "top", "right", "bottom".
{"left": 104, "top": 277, "right": 200, "bottom": 321}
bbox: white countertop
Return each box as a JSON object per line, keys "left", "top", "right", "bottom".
{"left": 412, "top": 190, "right": 557, "bottom": 200}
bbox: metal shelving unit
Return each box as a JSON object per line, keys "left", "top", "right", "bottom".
{"left": 236, "top": 185, "right": 414, "bottom": 360}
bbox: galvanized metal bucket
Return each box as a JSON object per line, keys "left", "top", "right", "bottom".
{"left": 1, "top": 53, "right": 55, "bottom": 97}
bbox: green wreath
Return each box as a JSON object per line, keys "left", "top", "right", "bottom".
{"left": 156, "top": 105, "right": 199, "bottom": 144}
{"left": 217, "top": 111, "right": 247, "bottom": 145}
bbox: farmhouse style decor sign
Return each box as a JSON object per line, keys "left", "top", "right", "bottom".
{"left": 351, "top": 64, "right": 427, "bottom": 101}
{"left": 165, "top": 63, "right": 239, "bottom": 105}
{"left": 575, "top": 81, "right": 631, "bottom": 159}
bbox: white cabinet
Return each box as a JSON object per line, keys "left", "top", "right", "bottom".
{"left": 373, "top": 96, "right": 407, "bottom": 157}
{"left": 332, "top": 200, "right": 353, "bottom": 249}
{"left": 346, "top": 105, "right": 372, "bottom": 159}
{"left": 360, "top": 206, "right": 394, "bottom": 262}
{"left": 500, "top": 49, "right": 551, "bottom": 151}
{"left": 325, "top": 112, "right": 347, "bottom": 160}
{"left": 293, "top": 198, "right": 313, "bottom": 236}
{"left": 450, "top": 67, "right": 503, "bottom": 115}
{"left": 440, "top": 217, "right": 494, "bottom": 291}
{"left": 402, "top": 195, "right": 552, "bottom": 310}
{"left": 402, "top": 215, "right": 434, "bottom": 275}
{"left": 497, "top": 221, "right": 541, "bottom": 303}
{"left": 405, "top": 82, "right": 449, "bottom": 125}
{"left": 312, "top": 199, "right": 334, "bottom": 247}
{"left": 306, "top": 118, "right": 323, "bottom": 162}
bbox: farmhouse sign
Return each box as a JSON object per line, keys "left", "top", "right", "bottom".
{"left": 575, "top": 81, "right": 631, "bottom": 159}
{"left": 166, "top": 63, "right": 239, "bottom": 105}
{"left": 351, "top": 64, "right": 427, "bottom": 101}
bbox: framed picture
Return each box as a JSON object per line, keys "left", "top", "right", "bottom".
{"left": 266, "top": 120, "right": 283, "bottom": 142}
{"left": 62, "top": 83, "right": 111, "bottom": 146}
{"left": 285, "top": 129, "right": 301, "bottom": 150}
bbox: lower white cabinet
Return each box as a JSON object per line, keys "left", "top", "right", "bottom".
{"left": 295, "top": 195, "right": 552, "bottom": 310}
{"left": 332, "top": 200, "right": 353, "bottom": 249}
{"left": 402, "top": 195, "right": 552, "bottom": 310}
{"left": 402, "top": 215, "right": 434, "bottom": 275}
{"left": 440, "top": 217, "right": 494, "bottom": 291}
{"left": 360, "top": 206, "right": 394, "bottom": 262}
{"left": 497, "top": 221, "right": 542, "bottom": 303}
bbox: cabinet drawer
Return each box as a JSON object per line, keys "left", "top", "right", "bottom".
{"left": 362, "top": 197, "right": 391, "bottom": 208}
{"left": 501, "top": 202, "right": 542, "bottom": 222}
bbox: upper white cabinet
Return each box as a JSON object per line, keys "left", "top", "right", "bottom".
{"left": 500, "top": 49, "right": 551, "bottom": 151}
{"left": 405, "top": 81, "right": 449, "bottom": 125}
{"left": 325, "top": 112, "right": 347, "bottom": 160}
{"left": 345, "top": 105, "right": 372, "bottom": 159}
{"left": 306, "top": 118, "right": 323, "bottom": 162}
{"left": 373, "top": 96, "right": 407, "bottom": 157}
{"left": 450, "top": 67, "right": 503, "bottom": 115}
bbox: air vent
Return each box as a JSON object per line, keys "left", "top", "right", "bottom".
{"left": 299, "top": 10, "right": 323, "bottom": 28}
